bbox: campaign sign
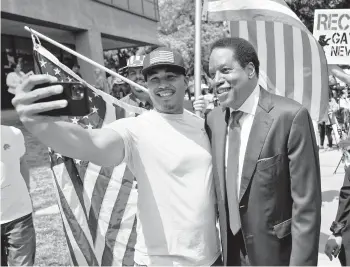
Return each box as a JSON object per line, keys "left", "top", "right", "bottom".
{"left": 313, "top": 9, "right": 350, "bottom": 65}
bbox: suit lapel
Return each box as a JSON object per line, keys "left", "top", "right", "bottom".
{"left": 239, "top": 88, "right": 274, "bottom": 201}
{"left": 213, "top": 108, "right": 228, "bottom": 201}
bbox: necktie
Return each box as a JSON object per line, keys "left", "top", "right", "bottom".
{"left": 226, "top": 110, "right": 244, "bottom": 235}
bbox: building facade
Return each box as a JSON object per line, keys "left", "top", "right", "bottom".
{"left": 1, "top": 0, "right": 159, "bottom": 109}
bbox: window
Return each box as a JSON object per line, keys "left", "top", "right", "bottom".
{"left": 93, "top": 0, "right": 159, "bottom": 21}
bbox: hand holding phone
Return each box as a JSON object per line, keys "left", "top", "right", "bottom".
{"left": 32, "top": 82, "right": 90, "bottom": 116}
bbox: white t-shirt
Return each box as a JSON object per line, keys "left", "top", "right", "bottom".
{"left": 105, "top": 110, "right": 220, "bottom": 266}
{"left": 1, "top": 126, "right": 32, "bottom": 224}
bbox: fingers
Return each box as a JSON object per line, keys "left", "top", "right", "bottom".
{"left": 16, "top": 100, "right": 68, "bottom": 117}
{"left": 333, "top": 245, "right": 341, "bottom": 257}
{"left": 325, "top": 241, "right": 335, "bottom": 261}
{"left": 17, "top": 74, "right": 57, "bottom": 94}
{"left": 13, "top": 85, "right": 64, "bottom": 105}
{"left": 193, "top": 100, "right": 206, "bottom": 112}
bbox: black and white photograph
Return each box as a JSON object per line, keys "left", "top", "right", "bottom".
{"left": 1, "top": 0, "right": 350, "bottom": 266}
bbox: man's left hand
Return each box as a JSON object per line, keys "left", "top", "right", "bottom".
{"left": 325, "top": 234, "right": 342, "bottom": 261}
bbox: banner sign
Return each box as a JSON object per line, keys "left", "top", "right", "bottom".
{"left": 313, "top": 9, "right": 350, "bottom": 65}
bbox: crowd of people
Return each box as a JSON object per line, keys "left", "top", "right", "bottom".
{"left": 318, "top": 84, "right": 350, "bottom": 150}
{"left": 1, "top": 37, "right": 350, "bottom": 266}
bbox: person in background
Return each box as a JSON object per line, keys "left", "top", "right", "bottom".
{"left": 120, "top": 55, "right": 153, "bottom": 116}
{"left": 107, "top": 67, "right": 117, "bottom": 92}
{"left": 319, "top": 94, "right": 340, "bottom": 150}
{"left": 111, "top": 77, "right": 127, "bottom": 100}
{"left": 330, "top": 94, "right": 341, "bottom": 146}
{"left": 325, "top": 166, "right": 350, "bottom": 266}
{"left": 6, "top": 63, "right": 27, "bottom": 95}
{"left": 71, "top": 63, "right": 82, "bottom": 78}
{"left": 1, "top": 125, "right": 36, "bottom": 266}
{"left": 94, "top": 68, "right": 109, "bottom": 94}
{"left": 339, "top": 89, "right": 350, "bottom": 134}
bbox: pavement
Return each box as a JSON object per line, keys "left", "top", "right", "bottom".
{"left": 32, "top": 147, "right": 345, "bottom": 265}
{"left": 318, "top": 148, "right": 344, "bottom": 266}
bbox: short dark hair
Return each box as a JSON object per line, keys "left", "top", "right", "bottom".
{"left": 210, "top": 37, "right": 260, "bottom": 77}
{"left": 144, "top": 66, "right": 186, "bottom": 81}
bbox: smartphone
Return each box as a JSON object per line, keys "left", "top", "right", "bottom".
{"left": 32, "top": 82, "right": 90, "bottom": 116}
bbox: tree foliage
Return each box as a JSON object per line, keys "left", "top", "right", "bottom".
{"left": 157, "top": 0, "right": 229, "bottom": 76}
{"left": 287, "top": 0, "right": 350, "bottom": 32}
{"left": 104, "top": 0, "right": 349, "bottom": 72}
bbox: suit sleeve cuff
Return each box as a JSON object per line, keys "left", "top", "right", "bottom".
{"left": 330, "top": 221, "right": 347, "bottom": 235}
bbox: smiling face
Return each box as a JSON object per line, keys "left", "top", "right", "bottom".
{"left": 146, "top": 66, "right": 187, "bottom": 114}
{"left": 127, "top": 66, "right": 150, "bottom": 102}
{"left": 209, "top": 47, "right": 258, "bottom": 109}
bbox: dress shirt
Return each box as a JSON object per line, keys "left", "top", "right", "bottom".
{"left": 225, "top": 84, "right": 260, "bottom": 196}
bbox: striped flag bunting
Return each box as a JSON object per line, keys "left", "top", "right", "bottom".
{"left": 32, "top": 40, "right": 144, "bottom": 266}
{"left": 203, "top": 0, "right": 329, "bottom": 121}
{"left": 149, "top": 50, "right": 175, "bottom": 65}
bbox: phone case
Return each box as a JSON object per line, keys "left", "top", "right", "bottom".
{"left": 32, "top": 82, "right": 90, "bottom": 117}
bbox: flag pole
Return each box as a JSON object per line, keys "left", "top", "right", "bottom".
{"left": 24, "top": 26, "right": 147, "bottom": 93}
{"left": 24, "top": 26, "right": 202, "bottom": 118}
{"left": 194, "top": 0, "right": 202, "bottom": 116}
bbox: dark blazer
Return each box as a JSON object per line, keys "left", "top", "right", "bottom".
{"left": 205, "top": 87, "right": 322, "bottom": 266}
{"left": 331, "top": 167, "right": 350, "bottom": 265}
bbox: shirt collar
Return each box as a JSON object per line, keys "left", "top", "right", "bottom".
{"left": 231, "top": 84, "right": 260, "bottom": 116}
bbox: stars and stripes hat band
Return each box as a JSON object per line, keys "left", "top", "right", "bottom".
{"left": 142, "top": 47, "right": 186, "bottom": 77}
{"left": 126, "top": 55, "right": 145, "bottom": 68}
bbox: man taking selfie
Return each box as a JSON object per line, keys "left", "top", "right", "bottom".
{"left": 12, "top": 47, "right": 221, "bottom": 266}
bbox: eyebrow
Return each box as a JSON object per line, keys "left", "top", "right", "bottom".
{"left": 148, "top": 67, "right": 180, "bottom": 78}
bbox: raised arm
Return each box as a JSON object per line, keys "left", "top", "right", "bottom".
{"left": 12, "top": 75, "right": 125, "bottom": 167}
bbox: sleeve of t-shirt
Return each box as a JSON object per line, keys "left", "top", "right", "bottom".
{"left": 103, "top": 117, "right": 138, "bottom": 165}
{"left": 10, "top": 126, "right": 26, "bottom": 157}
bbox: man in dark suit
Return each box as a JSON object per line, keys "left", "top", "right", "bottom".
{"left": 325, "top": 166, "right": 350, "bottom": 266}
{"left": 204, "top": 37, "right": 322, "bottom": 266}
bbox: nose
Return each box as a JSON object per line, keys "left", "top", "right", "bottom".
{"left": 213, "top": 71, "right": 225, "bottom": 88}
{"left": 135, "top": 73, "right": 144, "bottom": 81}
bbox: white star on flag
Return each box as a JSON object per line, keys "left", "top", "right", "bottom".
{"left": 56, "top": 153, "right": 62, "bottom": 159}
{"left": 86, "top": 123, "right": 93, "bottom": 130}
{"left": 67, "top": 76, "right": 72, "bottom": 82}
{"left": 71, "top": 117, "right": 79, "bottom": 124}
{"left": 89, "top": 97, "right": 92, "bottom": 102}
{"left": 75, "top": 159, "right": 81, "bottom": 165}
{"left": 39, "top": 59, "right": 47, "bottom": 68}
{"left": 54, "top": 68, "right": 61, "bottom": 76}
{"left": 92, "top": 106, "right": 98, "bottom": 113}
{"left": 93, "top": 91, "right": 99, "bottom": 97}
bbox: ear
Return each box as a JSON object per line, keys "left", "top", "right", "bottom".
{"left": 246, "top": 62, "right": 256, "bottom": 78}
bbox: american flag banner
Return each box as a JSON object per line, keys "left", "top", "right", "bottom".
{"left": 149, "top": 50, "right": 175, "bottom": 65}
{"left": 32, "top": 39, "right": 143, "bottom": 266}
{"left": 202, "top": 0, "right": 329, "bottom": 122}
